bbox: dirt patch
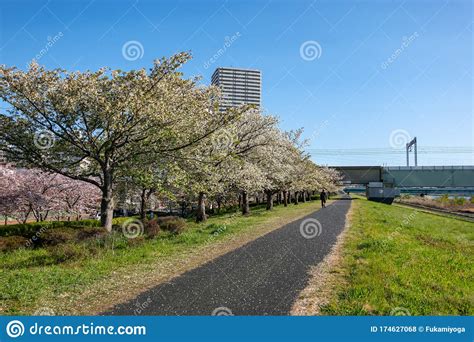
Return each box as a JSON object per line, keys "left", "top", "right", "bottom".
{"left": 291, "top": 202, "right": 353, "bottom": 315}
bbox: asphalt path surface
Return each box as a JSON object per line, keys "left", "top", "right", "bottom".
{"left": 105, "top": 198, "right": 351, "bottom": 315}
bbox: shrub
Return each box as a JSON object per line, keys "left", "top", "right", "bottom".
{"left": 0, "top": 235, "right": 28, "bottom": 252}
{"left": 438, "top": 194, "right": 450, "bottom": 204}
{"left": 453, "top": 196, "right": 466, "bottom": 206}
{"left": 47, "top": 244, "right": 88, "bottom": 263}
{"left": 157, "top": 216, "right": 186, "bottom": 235}
{"left": 0, "top": 220, "right": 101, "bottom": 238}
{"left": 144, "top": 219, "right": 160, "bottom": 238}
{"left": 38, "top": 228, "right": 77, "bottom": 247}
{"left": 76, "top": 227, "right": 107, "bottom": 241}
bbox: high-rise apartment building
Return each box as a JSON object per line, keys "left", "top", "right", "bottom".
{"left": 211, "top": 67, "right": 261, "bottom": 111}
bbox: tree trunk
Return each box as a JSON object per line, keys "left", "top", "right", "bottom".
{"left": 302, "top": 191, "right": 306, "bottom": 203}
{"left": 294, "top": 191, "right": 299, "bottom": 205}
{"left": 196, "top": 192, "right": 207, "bottom": 222}
{"left": 238, "top": 194, "right": 242, "bottom": 208}
{"left": 242, "top": 191, "right": 250, "bottom": 215}
{"left": 265, "top": 191, "right": 273, "bottom": 210}
{"left": 140, "top": 188, "right": 146, "bottom": 221}
{"left": 256, "top": 194, "right": 260, "bottom": 204}
{"left": 217, "top": 198, "right": 222, "bottom": 214}
{"left": 283, "top": 191, "right": 288, "bottom": 207}
{"left": 100, "top": 171, "right": 114, "bottom": 232}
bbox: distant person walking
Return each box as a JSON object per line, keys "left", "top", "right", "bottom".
{"left": 320, "top": 190, "right": 327, "bottom": 208}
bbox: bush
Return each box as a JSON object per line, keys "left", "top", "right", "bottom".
{"left": 76, "top": 227, "right": 107, "bottom": 241}
{"left": 144, "top": 219, "right": 160, "bottom": 238}
{"left": 157, "top": 216, "right": 186, "bottom": 235}
{"left": 0, "top": 235, "right": 28, "bottom": 252}
{"left": 38, "top": 228, "right": 77, "bottom": 247}
{"left": 438, "top": 194, "right": 450, "bottom": 204}
{"left": 47, "top": 244, "right": 88, "bottom": 263}
{"left": 0, "top": 217, "right": 133, "bottom": 238}
{"left": 453, "top": 196, "right": 466, "bottom": 205}
{"left": 0, "top": 219, "right": 101, "bottom": 237}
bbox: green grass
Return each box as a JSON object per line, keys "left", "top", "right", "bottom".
{"left": 0, "top": 201, "right": 323, "bottom": 315}
{"left": 321, "top": 197, "right": 474, "bottom": 315}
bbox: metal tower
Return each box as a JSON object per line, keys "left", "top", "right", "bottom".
{"left": 406, "top": 137, "right": 418, "bottom": 166}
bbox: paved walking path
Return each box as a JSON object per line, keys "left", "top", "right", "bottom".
{"left": 105, "top": 198, "right": 352, "bottom": 315}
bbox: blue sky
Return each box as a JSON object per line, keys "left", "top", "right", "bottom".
{"left": 0, "top": 0, "right": 472, "bottom": 166}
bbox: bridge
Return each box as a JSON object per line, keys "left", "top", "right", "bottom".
{"left": 331, "top": 165, "right": 474, "bottom": 203}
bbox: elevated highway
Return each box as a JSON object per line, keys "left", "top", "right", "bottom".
{"left": 333, "top": 165, "right": 474, "bottom": 187}
{"left": 331, "top": 165, "right": 474, "bottom": 203}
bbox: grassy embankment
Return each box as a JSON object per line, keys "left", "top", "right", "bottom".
{"left": 1, "top": 200, "right": 327, "bottom": 315}
{"left": 321, "top": 197, "right": 473, "bottom": 315}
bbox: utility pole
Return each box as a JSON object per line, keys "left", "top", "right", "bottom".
{"left": 406, "top": 137, "right": 418, "bottom": 167}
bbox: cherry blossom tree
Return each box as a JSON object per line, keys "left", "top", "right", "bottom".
{"left": 0, "top": 165, "right": 101, "bottom": 224}
{"left": 0, "top": 53, "right": 241, "bottom": 230}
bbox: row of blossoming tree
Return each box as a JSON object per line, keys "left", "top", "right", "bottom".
{"left": 0, "top": 52, "right": 340, "bottom": 229}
